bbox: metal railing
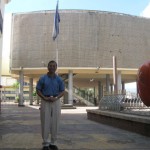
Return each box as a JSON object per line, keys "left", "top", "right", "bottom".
{"left": 99, "top": 94, "right": 124, "bottom": 111}
{"left": 73, "top": 86, "right": 95, "bottom": 104}
{"left": 65, "top": 83, "right": 96, "bottom": 105}
{"left": 99, "top": 93, "right": 150, "bottom": 116}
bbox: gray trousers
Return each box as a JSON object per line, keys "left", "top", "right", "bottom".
{"left": 40, "top": 99, "right": 61, "bottom": 146}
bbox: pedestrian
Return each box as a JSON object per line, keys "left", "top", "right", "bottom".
{"left": 36, "top": 60, "right": 65, "bottom": 150}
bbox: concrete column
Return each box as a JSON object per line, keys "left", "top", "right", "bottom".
{"left": 0, "top": 88, "right": 1, "bottom": 113}
{"left": 94, "top": 87, "right": 96, "bottom": 98}
{"left": 136, "top": 80, "right": 138, "bottom": 97}
{"left": 36, "top": 81, "right": 40, "bottom": 105}
{"left": 18, "top": 67, "right": 24, "bottom": 106}
{"left": 106, "top": 74, "right": 110, "bottom": 94}
{"left": 29, "top": 78, "right": 33, "bottom": 105}
{"left": 110, "top": 84, "right": 113, "bottom": 94}
{"left": 0, "top": 38, "right": 2, "bottom": 85}
{"left": 117, "top": 71, "right": 122, "bottom": 94}
{"left": 4, "top": 87, "right": 6, "bottom": 100}
{"left": 122, "top": 81, "right": 125, "bottom": 94}
{"left": 0, "top": 88, "right": 2, "bottom": 100}
{"left": 113, "top": 56, "right": 118, "bottom": 94}
{"left": 64, "top": 91, "right": 68, "bottom": 104}
{"left": 68, "top": 70, "right": 73, "bottom": 105}
{"left": 98, "top": 81, "right": 103, "bottom": 101}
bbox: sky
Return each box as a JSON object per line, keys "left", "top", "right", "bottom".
{"left": 4, "top": 0, "right": 150, "bottom": 93}
{"left": 4, "top": 0, "right": 150, "bottom": 18}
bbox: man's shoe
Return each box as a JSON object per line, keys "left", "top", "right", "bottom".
{"left": 49, "top": 144, "right": 58, "bottom": 150}
{"left": 42, "top": 146, "right": 50, "bottom": 150}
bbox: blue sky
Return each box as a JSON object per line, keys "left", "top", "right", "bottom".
{"left": 5, "top": 0, "right": 150, "bottom": 17}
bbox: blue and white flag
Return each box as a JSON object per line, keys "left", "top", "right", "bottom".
{"left": 52, "top": 1, "right": 60, "bottom": 41}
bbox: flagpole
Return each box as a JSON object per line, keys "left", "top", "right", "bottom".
{"left": 56, "top": 37, "right": 58, "bottom": 68}
{"left": 56, "top": 0, "right": 59, "bottom": 67}
{"left": 52, "top": 0, "right": 60, "bottom": 69}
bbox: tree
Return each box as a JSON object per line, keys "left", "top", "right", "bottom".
{"left": 12, "top": 82, "right": 19, "bottom": 102}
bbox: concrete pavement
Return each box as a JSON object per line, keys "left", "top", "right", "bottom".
{"left": 0, "top": 102, "right": 150, "bottom": 150}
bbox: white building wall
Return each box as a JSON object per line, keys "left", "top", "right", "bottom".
{"left": 2, "top": 13, "right": 12, "bottom": 76}
{"left": 0, "top": 0, "right": 11, "bottom": 84}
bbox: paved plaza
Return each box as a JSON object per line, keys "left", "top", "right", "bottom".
{"left": 0, "top": 102, "right": 150, "bottom": 150}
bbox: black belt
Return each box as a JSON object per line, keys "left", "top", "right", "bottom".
{"left": 44, "top": 95, "right": 58, "bottom": 97}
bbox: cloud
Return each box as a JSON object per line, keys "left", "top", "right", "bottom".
{"left": 141, "top": 2, "right": 150, "bottom": 18}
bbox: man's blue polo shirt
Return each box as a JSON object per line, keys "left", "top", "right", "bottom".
{"left": 36, "top": 74, "right": 64, "bottom": 97}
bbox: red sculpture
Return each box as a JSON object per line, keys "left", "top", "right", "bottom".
{"left": 137, "top": 61, "right": 150, "bottom": 106}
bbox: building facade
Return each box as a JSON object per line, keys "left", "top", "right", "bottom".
{"left": 4, "top": 10, "right": 150, "bottom": 104}
{"left": 10, "top": 10, "right": 150, "bottom": 85}
{"left": 0, "top": 0, "right": 11, "bottom": 84}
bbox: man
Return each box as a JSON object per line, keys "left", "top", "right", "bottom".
{"left": 36, "top": 60, "right": 65, "bottom": 150}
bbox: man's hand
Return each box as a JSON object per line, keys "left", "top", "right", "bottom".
{"left": 44, "top": 96, "right": 58, "bottom": 102}
{"left": 44, "top": 96, "right": 52, "bottom": 102}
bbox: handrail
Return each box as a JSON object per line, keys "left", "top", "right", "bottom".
{"left": 65, "top": 82, "right": 95, "bottom": 105}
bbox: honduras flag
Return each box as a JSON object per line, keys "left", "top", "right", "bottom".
{"left": 52, "top": 1, "right": 60, "bottom": 41}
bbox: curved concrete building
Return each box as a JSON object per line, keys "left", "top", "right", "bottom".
{"left": 10, "top": 10, "right": 150, "bottom": 92}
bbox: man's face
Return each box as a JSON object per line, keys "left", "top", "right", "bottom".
{"left": 48, "top": 62, "right": 57, "bottom": 73}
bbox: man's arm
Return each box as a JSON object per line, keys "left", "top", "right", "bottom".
{"left": 36, "top": 89, "right": 45, "bottom": 100}
{"left": 36, "top": 89, "right": 52, "bottom": 102}
{"left": 56, "top": 91, "right": 65, "bottom": 100}
{"left": 50, "top": 90, "right": 65, "bottom": 102}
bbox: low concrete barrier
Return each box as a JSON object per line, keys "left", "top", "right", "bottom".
{"left": 86, "top": 109, "right": 150, "bottom": 137}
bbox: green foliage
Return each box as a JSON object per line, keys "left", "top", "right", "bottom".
{"left": 15, "top": 96, "right": 19, "bottom": 100}
{"left": 12, "top": 82, "right": 19, "bottom": 89}
{"left": 12, "top": 82, "right": 19, "bottom": 103}
{"left": 14, "top": 96, "right": 19, "bottom": 103}
{"left": 33, "top": 90, "right": 37, "bottom": 96}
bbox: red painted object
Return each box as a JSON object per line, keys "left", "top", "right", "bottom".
{"left": 137, "top": 61, "right": 150, "bottom": 106}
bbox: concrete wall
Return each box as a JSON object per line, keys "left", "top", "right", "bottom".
{"left": 11, "top": 10, "right": 150, "bottom": 69}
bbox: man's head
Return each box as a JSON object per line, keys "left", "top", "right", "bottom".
{"left": 47, "top": 60, "right": 57, "bottom": 74}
